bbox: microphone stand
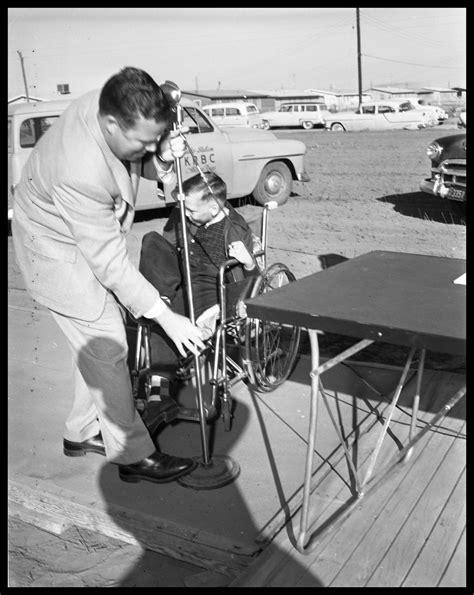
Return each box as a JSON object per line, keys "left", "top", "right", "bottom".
{"left": 161, "top": 81, "right": 240, "bottom": 489}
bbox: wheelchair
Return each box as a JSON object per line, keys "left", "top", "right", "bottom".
{"left": 129, "top": 200, "right": 301, "bottom": 433}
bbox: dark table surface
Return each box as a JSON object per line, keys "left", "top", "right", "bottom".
{"left": 245, "top": 251, "right": 466, "bottom": 356}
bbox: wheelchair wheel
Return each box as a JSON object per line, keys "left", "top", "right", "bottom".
{"left": 242, "top": 262, "right": 301, "bottom": 392}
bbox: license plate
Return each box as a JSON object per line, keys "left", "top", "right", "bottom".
{"left": 447, "top": 187, "right": 465, "bottom": 202}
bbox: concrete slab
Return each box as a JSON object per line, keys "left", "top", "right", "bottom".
{"left": 8, "top": 291, "right": 465, "bottom": 577}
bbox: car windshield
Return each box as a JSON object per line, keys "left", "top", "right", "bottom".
{"left": 182, "top": 106, "right": 214, "bottom": 134}
{"left": 279, "top": 106, "right": 291, "bottom": 112}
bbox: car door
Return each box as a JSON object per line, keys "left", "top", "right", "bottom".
{"left": 136, "top": 105, "right": 231, "bottom": 209}
{"left": 304, "top": 104, "right": 323, "bottom": 125}
{"left": 382, "top": 103, "right": 424, "bottom": 129}
{"left": 138, "top": 104, "right": 234, "bottom": 207}
{"left": 9, "top": 112, "right": 63, "bottom": 218}
{"left": 224, "top": 106, "right": 243, "bottom": 127}
{"left": 351, "top": 104, "right": 379, "bottom": 130}
{"left": 289, "top": 105, "right": 301, "bottom": 126}
{"left": 207, "top": 106, "right": 225, "bottom": 127}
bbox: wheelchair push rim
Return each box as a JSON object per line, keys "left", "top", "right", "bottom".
{"left": 242, "top": 262, "right": 301, "bottom": 392}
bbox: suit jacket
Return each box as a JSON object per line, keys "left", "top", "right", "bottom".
{"left": 12, "top": 89, "right": 176, "bottom": 321}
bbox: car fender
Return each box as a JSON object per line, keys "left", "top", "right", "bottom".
{"left": 227, "top": 137, "right": 305, "bottom": 197}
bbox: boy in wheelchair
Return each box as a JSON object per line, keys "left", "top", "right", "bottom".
{"left": 136, "top": 172, "right": 259, "bottom": 427}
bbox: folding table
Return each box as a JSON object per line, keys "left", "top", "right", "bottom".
{"left": 245, "top": 250, "right": 466, "bottom": 553}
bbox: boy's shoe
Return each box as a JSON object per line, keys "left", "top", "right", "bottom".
{"left": 140, "top": 376, "right": 180, "bottom": 434}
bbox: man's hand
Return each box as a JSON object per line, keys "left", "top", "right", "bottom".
{"left": 155, "top": 307, "right": 210, "bottom": 357}
{"left": 158, "top": 126, "right": 190, "bottom": 163}
{"left": 228, "top": 241, "right": 255, "bottom": 270}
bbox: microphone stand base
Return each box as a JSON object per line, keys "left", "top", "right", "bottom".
{"left": 177, "top": 455, "right": 240, "bottom": 490}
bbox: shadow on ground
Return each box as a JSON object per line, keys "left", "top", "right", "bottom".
{"left": 378, "top": 192, "right": 465, "bottom": 225}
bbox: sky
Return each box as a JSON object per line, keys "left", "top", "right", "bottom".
{"left": 8, "top": 7, "right": 466, "bottom": 100}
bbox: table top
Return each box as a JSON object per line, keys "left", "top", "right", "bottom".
{"left": 245, "top": 251, "right": 466, "bottom": 355}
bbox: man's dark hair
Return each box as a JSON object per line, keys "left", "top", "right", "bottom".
{"left": 182, "top": 172, "right": 227, "bottom": 205}
{"left": 99, "top": 67, "right": 173, "bottom": 129}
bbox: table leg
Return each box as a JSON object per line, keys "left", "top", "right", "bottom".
{"left": 410, "top": 348, "right": 426, "bottom": 442}
{"left": 362, "top": 345, "right": 417, "bottom": 489}
{"left": 296, "top": 331, "right": 373, "bottom": 553}
{"left": 297, "top": 329, "right": 321, "bottom": 552}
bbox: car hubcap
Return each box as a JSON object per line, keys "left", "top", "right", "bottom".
{"left": 265, "top": 172, "right": 283, "bottom": 196}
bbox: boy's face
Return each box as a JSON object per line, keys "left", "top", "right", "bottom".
{"left": 184, "top": 190, "right": 217, "bottom": 227}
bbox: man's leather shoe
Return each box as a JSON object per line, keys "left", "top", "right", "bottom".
{"left": 63, "top": 433, "right": 106, "bottom": 457}
{"left": 118, "top": 451, "right": 197, "bottom": 484}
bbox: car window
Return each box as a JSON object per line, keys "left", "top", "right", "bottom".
{"left": 212, "top": 108, "right": 224, "bottom": 117}
{"left": 247, "top": 105, "right": 258, "bottom": 113}
{"left": 280, "top": 106, "right": 291, "bottom": 112}
{"left": 305, "top": 105, "right": 317, "bottom": 112}
{"left": 378, "top": 105, "right": 395, "bottom": 113}
{"left": 398, "top": 102, "right": 413, "bottom": 112}
{"left": 182, "top": 106, "right": 214, "bottom": 134}
{"left": 226, "top": 108, "right": 240, "bottom": 116}
{"left": 361, "top": 105, "right": 376, "bottom": 115}
{"left": 8, "top": 117, "right": 13, "bottom": 152}
{"left": 19, "top": 115, "right": 60, "bottom": 148}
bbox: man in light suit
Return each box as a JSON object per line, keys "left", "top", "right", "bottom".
{"left": 12, "top": 67, "right": 208, "bottom": 484}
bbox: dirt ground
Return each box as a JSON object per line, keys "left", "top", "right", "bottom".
{"left": 8, "top": 123, "right": 466, "bottom": 587}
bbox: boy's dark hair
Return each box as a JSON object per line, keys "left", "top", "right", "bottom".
{"left": 182, "top": 172, "right": 227, "bottom": 204}
{"left": 99, "top": 67, "right": 172, "bottom": 130}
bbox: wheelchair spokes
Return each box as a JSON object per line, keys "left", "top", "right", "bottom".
{"left": 243, "top": 263, "right": 301, "bottom": 392}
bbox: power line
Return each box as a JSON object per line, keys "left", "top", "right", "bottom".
{"left": 362, "top": 53, "right": 464, "bottom": 70}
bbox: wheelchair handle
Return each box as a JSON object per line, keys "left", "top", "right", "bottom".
{"left": 265, "top": 200, "right": 278, "bottom": 210}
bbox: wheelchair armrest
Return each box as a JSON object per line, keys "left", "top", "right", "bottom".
{"left": 127, "top": 313, "right": 156, "bottom": 329}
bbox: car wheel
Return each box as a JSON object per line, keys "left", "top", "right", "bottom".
{"left": 262, "top": 120, "right": 270, "bottom": 130}
{"left": 252, "top": 161, "right": 292, "bottom": 207}
{"left": 302, "top": 121, "right": 314, "bottom": 130}
{"left": 331, "top": 122, "right": 346, "bottom": 131}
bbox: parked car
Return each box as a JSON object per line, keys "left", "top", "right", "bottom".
{"left": 324, "top": 101, "right": 428, "bottom": 132}
{"left": 8, "top": 98, "right": 310, "bottom": 220}
{"left": 202, "top": 102, "right": 263, "bottom": 129}
{"left": 458, "top": 111, "right": 466, "bottom": 129}
{"left": 397, "top": 98, "right": 449, "bottom": 126}
{"left": 420, "top": 132, "right": 466, "bottom": 206}
{"left": 261, "top": 102, "right": 331, "bottom": 130}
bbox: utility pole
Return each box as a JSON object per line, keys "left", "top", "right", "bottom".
{"left": 356, "top": 8, "right": 362, "bottom": 107}
{"left": 17, "top": 50, "right": 30, "bottom": 102}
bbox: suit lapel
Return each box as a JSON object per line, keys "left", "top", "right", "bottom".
{"left": 86, "top": 96, "right": 136, "bottom": 209}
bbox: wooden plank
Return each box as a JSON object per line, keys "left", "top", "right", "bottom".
{"left": 254, "top": 364, "right": 439, "bottom": 544}
{"left": 402, "top": 469, "right": 466, "bottom": 587}
{"left": 230, "top": 410, "right": 439, "bottom": 588}
{"left": 229, "top": 369, "right": 465, "bottom": 587}
{"left": 323, "top": 424, "right": 466, "bottom": 587}
{"left": 365, "top": 438, "right": 466, "bottom": 586}
{"left": 293, "top": 422, "right": 465, "bottom": 587}
{"left": 8, "top": 479, "right": 252, "bottom": 578}
{"left": 437, "top": 527, "right": 466, "bottom": 588}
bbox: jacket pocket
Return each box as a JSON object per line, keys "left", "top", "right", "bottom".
{"left": 24, "top": 235, "right": 78, "bottom": 263}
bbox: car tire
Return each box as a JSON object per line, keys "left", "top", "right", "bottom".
{"left": 331, "top": 122, "right": 346, "bottom": 131}
{"left": 252, "top": 161, "right": 292, "bottom": 207}
{"left": 302, "top": 121, "right": 314, "bottom": 130}
{"left": 262, "top": 120, "right": 270, "bottom": 130}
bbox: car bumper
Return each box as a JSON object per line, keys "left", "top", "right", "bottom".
{"left": 297, "top": 170, "right": 311, "bottom": 183}
{"left": 420, "top": 177, "right": 466, "bottom": 202}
